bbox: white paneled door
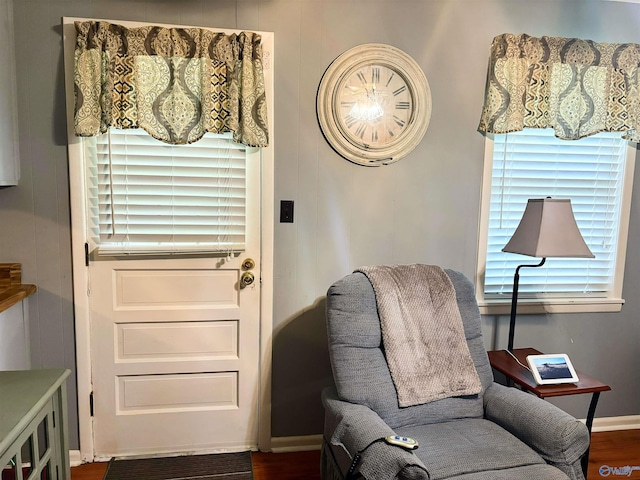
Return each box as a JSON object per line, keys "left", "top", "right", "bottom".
{"left": 88, "top": 137, "right": 263, "bottom": 458}
{"left": 86, "top": 134, "right": 264, "bottom": 455}
{"left": 86, "top": 131, "right": 261, "bottom": 458}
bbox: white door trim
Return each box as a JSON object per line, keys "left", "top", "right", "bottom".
{"left": 62, "top": 17, "right": 274, "bottom": 461}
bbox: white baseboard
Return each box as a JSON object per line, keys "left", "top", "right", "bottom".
{"left": 270, "top": 434, "right": 322, "bottom": 453}
{"left": 69, "top": 450, "right": 83, "bottom": 467}
{"left": 587, "top": 415, "right": 640, "bottom": 432}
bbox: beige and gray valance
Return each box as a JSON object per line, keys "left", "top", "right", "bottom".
{"left": 478, "top": 33, "right": 640, "bottom": 142}
{"left": 74, "top": 21, "right": 268, "bottom": 147}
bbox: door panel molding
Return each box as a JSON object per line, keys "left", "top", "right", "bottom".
{"left": 114, "top": 269, "right": 239, "bottom": 309}
{"left": 116, "top": 321, "right": 239, "bottom": 361}
{"left": 117, "top": 373, "right": 239, "bottom": 413}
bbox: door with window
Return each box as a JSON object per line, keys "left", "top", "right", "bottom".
{"left": 63, "top": 18, "right": 273, "bottom": 458}
{"left": 88, "top": 131, "right": 262, "bottom": 457}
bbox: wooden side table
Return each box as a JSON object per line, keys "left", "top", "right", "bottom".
{"left": 488, "top": 348, "right": 611, "bottom": 478}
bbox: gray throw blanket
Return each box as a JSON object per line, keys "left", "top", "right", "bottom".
{"left": 356, "top": 264, "right": 482, "bottom": 407}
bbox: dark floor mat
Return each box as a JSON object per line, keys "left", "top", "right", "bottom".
{"left": 102, "top": 451, "right": 253, "bottom": 480}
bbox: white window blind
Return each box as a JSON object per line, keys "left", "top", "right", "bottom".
{"left": 85, "top": 128, "right": 247, "bottom": 255}
{"left": 484, "top": 129, "right": 627, "bottom": 298}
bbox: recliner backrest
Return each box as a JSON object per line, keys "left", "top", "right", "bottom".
{"left": 326, "top": 269, "right": 494, "bottom": 429}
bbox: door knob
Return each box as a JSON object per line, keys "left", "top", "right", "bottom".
{"left": 240, "top": 271, "right": 255, "bottom": 288}
{"left": 242, "top": 258, "right": 255, "bottom": 270}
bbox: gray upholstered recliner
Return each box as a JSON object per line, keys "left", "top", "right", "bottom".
{"left": 321, "top": 269, "right": 590, "bottom": 480}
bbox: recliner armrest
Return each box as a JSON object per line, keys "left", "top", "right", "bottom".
{"left": 322, "top": 387, "right": 430, "bottom": 480}
{"left": 484, "top": 383, "right": 590, "bottom": 469}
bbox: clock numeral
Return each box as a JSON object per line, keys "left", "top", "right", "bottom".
{"left": 387, "top": 128, "right": 395, "bottom": 138}
{"left": 371, "top": 67, "right": 380, "bottom": 84}
{"left": 356, "top": 71, "right": 367, "bottom": 85}
{"left": 385, "top": 72, "right": 395, "bottom": 87}
{"left": 396, "top": 101, "right": 411, "bottom": 110}
{"left": 341, "top": 101, "right": 355, "bottom": 109}
{"left": 371, "top": 128, "right": 379, "bottom": 143}
{"left": 393, "top": 115, "right": 406, "bottom": 128}
{"left": 354, "top": 122, "right": 367, "bottom": 139}
{"left": 344, "top": 114, "right": 358, "bottom": 129}
{"left": 393, "top": 85, "right": 407, "bottom": 96}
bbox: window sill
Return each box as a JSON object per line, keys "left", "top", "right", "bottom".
{"left": 477, "top": 297, "right": 624, "bottom": 315}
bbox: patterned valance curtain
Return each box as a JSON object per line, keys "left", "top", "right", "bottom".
{"left": 478, "top": 33, "right": 640, "bottom": 142}
{"left": 74, "top": 21, "right": 268, "bottom": 147}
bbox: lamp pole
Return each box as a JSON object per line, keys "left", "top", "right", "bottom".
{"left": 507, "top": 258, "right": 546, "bottom": 353}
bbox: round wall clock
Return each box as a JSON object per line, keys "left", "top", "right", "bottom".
{"left": 317, "top": 43, "right": 431, "bottom": 166}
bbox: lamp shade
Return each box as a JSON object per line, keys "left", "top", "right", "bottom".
{"left": 502, "top": 198, "right": 595, "bottom": 258}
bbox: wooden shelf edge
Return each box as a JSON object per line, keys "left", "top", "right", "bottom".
{"left": 0, "top": 263, "right": 36, "bottom": 313}
{"left": 0, "top": 284, "right": 36, "bottom": 314}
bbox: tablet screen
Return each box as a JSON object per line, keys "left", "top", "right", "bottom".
{"left": 526, "top": 354, "right": 579, "bottom": 385}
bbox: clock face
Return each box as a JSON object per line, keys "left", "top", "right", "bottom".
{"left": 317, "top": 44, "right": 431, "bottom": 166}
{"left": 336, "top": 64, "right": 414, "bottom": 149}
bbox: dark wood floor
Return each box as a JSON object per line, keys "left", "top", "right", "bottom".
{"left": 71, "top": 430, "right": 640, "bottom": 480}
{"left": 586, "top": 429, "right": 640, "bottom": 479}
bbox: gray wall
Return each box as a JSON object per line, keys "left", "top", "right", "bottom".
{"left": 1, "top": 0, "right": 639, "bottom": 449}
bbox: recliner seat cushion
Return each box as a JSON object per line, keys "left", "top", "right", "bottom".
{"left": 396, "top": 418, "right": 567, "bottom": 480}
{"left": 437, "top": 465, "right": 570, "bottom": 480}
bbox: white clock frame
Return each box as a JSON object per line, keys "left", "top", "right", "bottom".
{"left": 317, "top": 43, "right": 431, "bottom": 166}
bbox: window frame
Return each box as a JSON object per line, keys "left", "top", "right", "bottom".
{"left": 476, "top": 132, "right": 637, "bottom": 315}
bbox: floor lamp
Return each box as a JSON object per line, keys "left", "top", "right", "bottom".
{"left": 502, "top": 198, "right": 594, "bottom": 353}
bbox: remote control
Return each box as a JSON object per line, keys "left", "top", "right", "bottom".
{"left": 385, "top": 435, "right": 419, "bottom": 450}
